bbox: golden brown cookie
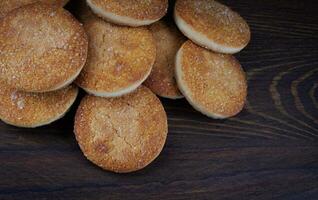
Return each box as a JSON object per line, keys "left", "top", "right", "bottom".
{"left": 75, "top": 16, "right": 156, "bottom": 97}
{"left": 0, "top": 0, "right": 69, "bottom": 19}
{"left": 144, "top": 21, "right": 185, "bottom": 99}
{"left": 0, "top": 3, "right": 88, "bottom": 92}
{"left": 174, "top": 0, "right": 250, "bottom": 54}
{"left": 74, "top": 86, "right": 168, "bottom": 173}
{"left": 0, "top": 81, "right": 78, "bottom": 128}
{"left": 175, "top": 40, "right": 247, "bottom": 119}
{"left": 86, "top": 0, "right": 168, "bottom": 26}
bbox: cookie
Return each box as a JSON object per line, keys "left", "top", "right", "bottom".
{"left": 174, "top": 0, "right": 250, "bottom": 54}
{"left": 0, "top": 3, "right": 88, "bottom": 92}
{"left": 86, "top": 0, "right": 168, "bottom": 27}
{"left": 175, "top": 40, "right": 247, "bottom": 119}
{"left": 144, "top": 21, "right": 185, "bottom": 99}
{"left": 75, "top": 16, "right": 156, "bottom": 97}
{"left": 74, "top": 86, "right": 168, "bottom": 173}
{"left": 0, "top": 81, "right": 78, "bottom": 128}
{"left": 0, "top": 0, "right": 69, "bottom": 19}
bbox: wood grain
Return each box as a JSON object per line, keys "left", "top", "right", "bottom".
{"left": 0, "top": 0, "right": 318, "bottom": 199}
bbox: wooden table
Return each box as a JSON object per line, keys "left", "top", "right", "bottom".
{"left": 1, "top": 0, "right": 318, "bottom": 199}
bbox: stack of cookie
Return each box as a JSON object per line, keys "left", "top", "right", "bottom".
{"left": 0, "top": 1, "right": 86, "bottom": 127}
{"left": 72, "top": 0, "right": 169, "bottom": 173}
{"left": 174, "top": 0, "right": 250, "bottom": 119}
{"left": 0, "top": 0, "right": 250, "bottom": 173}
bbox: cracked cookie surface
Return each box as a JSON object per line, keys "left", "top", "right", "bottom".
{"left": 74, "top": 86, "right": 168, "bottom": 173}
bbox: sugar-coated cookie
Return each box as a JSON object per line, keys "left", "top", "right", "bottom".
{"left": 0, "top": 3, "right": 88, "bottom": 92}
{"left": 74, "top": 86, "right": 168, "bottom": 173}
{"left": 0, "top": 81, "right": 78, "bottom": 128}
{"left": 175, "top": 40, "right": 247, "bottom": 119}
{"left": 86, "top": 0, "right": 168, "bottom": 26}
{"left": 174, "top": 0, "right": 250, "bottom": 54}
{"left": 0, "top": 0, "right": 69, "bottom": 19}
{"left": 75, "top": 16, "right": 156, "bottom": 97}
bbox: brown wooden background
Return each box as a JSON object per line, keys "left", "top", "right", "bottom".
{"left": 1, "top": 0, "right": 318, "bottom": 199}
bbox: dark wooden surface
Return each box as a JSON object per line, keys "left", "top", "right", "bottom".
{"left": 1, "top": 0, "right": 318, "bottom": 199}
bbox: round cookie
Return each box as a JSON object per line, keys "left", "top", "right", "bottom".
{"left": 74, "top": 86, "right": 168, "bottom": 173}
{"left": 174, "top": 0, "right": 250, "bottom": 54}
{"left": 0, "top": 0, "right": 69, "bottom": 19}
{"left": 0, "top": 81, "right": 78, "bottom": 128}
{"left": 144, "top": 21, "right": 185, "bottom": 99}
{"left": 86, "top": 0, "right": 168, "bottom": 27}
{"left": 175, "top": 40, "right": 247, "bottom": 119}
{"left": 75, "top": 16, "right": 156, "bottom": 97}
{"left": 0, "top": 3, "right": 88, "bottom": 92}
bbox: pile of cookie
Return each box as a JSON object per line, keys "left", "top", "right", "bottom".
{"left": 0, "top": 0, "right": 250, "bottom": 173}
